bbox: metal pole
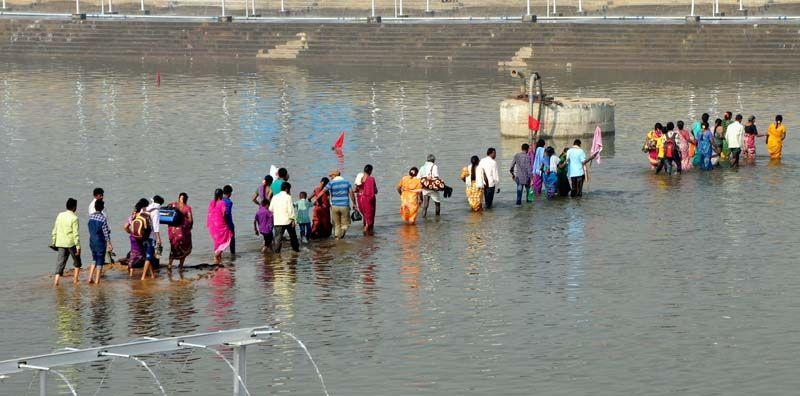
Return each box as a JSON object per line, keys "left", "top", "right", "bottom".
{"left": 75, "top": 0, "right": 79, "bottom": 14}
{"left": 739, "top": 0, "right": 743, "bottom": 11}
{"left": 101, "top": 0, "right": 104, "bottom": 14}
{"left": 393, "top": 0, "right": 397, "bottom": 17}
{"left": 578, "top": 0, "right": 582, "bottom": 13}
{"left": 233, "top": 346, "right": 247, "bottom": 396}
{"left": 426, "top": 0, "right": 429, "bottom": 13}
{"left": 221, "top": 0, "right": 225, "bottom": 15}
{"left": 108, "top": 0, "right": 113, "bottom": 13}
{"left": 526, "top": 0, "right": 530, "bottom": 15}
{"left": 690, "top": 0, "right": 694, "bottom": 16}
{"left": 251, "top": 0, "right": 255, "bottom": 15}
{"left": 39, "top": 370, "right": 47, "bottom": 396}
{"left": 371, "top": 0, "right": 375, "bottom": 16}
{"left": 546, "top": 0, "right": 549, "bottom": 16}
{"left": 280, "top": 0, "right": 284, "bottom": 12}
{"left": 244, "top": 0, "right": 247, "bottom": 17}
{"left": 399, "top": 0, "right": 403, "bottom": 15}
{"left": 553, "top": 0, "right": 556, "bottom": 14}
{"left": 1, "top": 0, "right": 5, "bottom": 10}
{"left": 140, "top": 0, "right": 144, "bottom": 12}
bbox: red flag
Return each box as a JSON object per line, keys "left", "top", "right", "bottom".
{"left": 332, "top": 131, "right": 345, "bottom": 150}
{"left": 528, "top": 116, "right": 540, "bottom": 132}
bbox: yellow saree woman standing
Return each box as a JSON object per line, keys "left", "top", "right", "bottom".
{"left": 766, "top": 115, "right": 786, "bottom": 160}
{"left": 460, "top": 155, "right": 485, "bottom": 212}
{"left": 397, "top": 167, "right": 423, "bottom": 224}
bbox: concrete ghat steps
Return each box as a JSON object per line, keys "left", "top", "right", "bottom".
{"left": 1, "top": 20, "right": 800, "bottom": 69}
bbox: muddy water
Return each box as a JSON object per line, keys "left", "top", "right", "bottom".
{"left": 0, "top": 59, "right": 798, "bottom": 395}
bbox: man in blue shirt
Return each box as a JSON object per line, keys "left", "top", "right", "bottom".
{"left": 223, "top": 184, "right": 236, "bottom": 256}
{"left": 565, "top": 139, "right": 597, "bottom": 198}
{"left": 317, "top": 170, "right": 358, "bottom": 239}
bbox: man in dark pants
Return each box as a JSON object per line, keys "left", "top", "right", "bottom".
{"left": 479, "top": 147, "right": 500, "bottom": 209}
{"left": 269, "top": 182, "right": 300, "bottom": 253}
{"left": 564, "top": 139, "right": 598, "bottom": 197}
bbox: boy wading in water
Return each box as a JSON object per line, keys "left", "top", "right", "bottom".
{"left": 254, "top": 198, "right": 274, "bottom": 253}
{"left": 87, "top": 199, "right": 112, "bottom": 284}
{"left": 51, "top": 198, "right": 82, "bottom": 286}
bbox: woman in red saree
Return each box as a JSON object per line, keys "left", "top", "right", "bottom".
{"left": 357, "top": 164, "right": 378, "bottom": 235}
{"left": 310, "top": 177, "right": 333, "bottom": 239}
{"left": 206, "top": 188, "right": 233, "bottom": 265}
{"left": 168, "top": 192, "right": 193, "bottom": 269}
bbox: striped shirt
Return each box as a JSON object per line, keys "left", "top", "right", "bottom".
{"left": 325, "top": 177, "right": 352, "bottom": 207}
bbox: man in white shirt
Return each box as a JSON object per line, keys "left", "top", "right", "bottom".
{"left": 725, "top": 113, "right": 745, "bottom": 167}
{"left": 478, "top": 147, "right": 500, "bottom": 209}
{"left": 89, "top": 187, "right": 104, "bottom": 215}
{"left": 418, "top": 154, "right": 441, "bottom": 218}
{"left": 269, "top": 182, "right": 300, "bottom": 253}
{"left": 145, "top": 195, "right": 164, "bottom": 265}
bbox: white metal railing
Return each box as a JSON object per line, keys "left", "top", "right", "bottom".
{"left": 0, "top": 326, "right": 280, "bottom": 396}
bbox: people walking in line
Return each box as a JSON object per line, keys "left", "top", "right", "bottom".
{"left": 252, "top": 175, "right": 274, "bottom": 205}
{"left": 531, "top": 139, "right": 546, "bottom": 197}
{"left": 691, "top": 114, "right": 710, "bottom": 166}
{"left": 296, "top": 191, "right": 312, "bottom": 243}
{"left": 656, "top": 122, "right": 680, "bottom": 175}
{"left": 356, "top": 164, "right": 378, "bottom": 235}
{"left": 207, "top": 189, "right": 233, "bottom": 265}
{"left": 398, "top": 167, "right": 423, "bottom": 224}
{"left": 51, "top": 198, "right": 81, "bottom": 286}
{"left": 270, "top": 182, "right": 300, "bottom": 253}
{"left": 87, "top": 199, "right": 112, "bottom": 284}
{"left": 419, "top": 155, "right": 441, "bottom": 218}
{"left": 167, "top": 192, "right": 193, "bottom": 269}
{"left": 509, "top": 143, "right": 532, "bottom": 206}
{"left": 254, "top": 198, "right": 274, "bottom": 253}
{"left": 460, "top": 156, "right": 485, "bottom": 212}
{"left": 310, "top": 177, "right": 333, "bottom": 239}
{"left": 479, "top": 148, "right": 500, "bottom": 209}
{"left": 222, "top": 185, "right": 235, "bottom": 256}
{"left": 767, "top": 115, "right": 786, "bottom": 160}
{"left": 726, "top": 114, "right": 745, "bottom": 168}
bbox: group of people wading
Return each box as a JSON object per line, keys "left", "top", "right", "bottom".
{"left": 644, "top": 113, "right": 787, "bottom": 173}
{"left": 48, "top": 138, "right": 599, "bottom": 286}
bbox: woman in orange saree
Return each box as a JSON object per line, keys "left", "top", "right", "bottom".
{"left": 397, "top": 167, "right": 423, "bottom": 225}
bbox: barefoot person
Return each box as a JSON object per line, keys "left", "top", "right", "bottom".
{"left": 167, "top": 192, "right": 193, "bottom": 269}
{"left": 87, "top": 199, "right": 112, "bottom": 284}
{"left": 207, "top": 188, "right": 233, "bottom": 265}
{"left": 51, "top": 198, "right": 81, "bottom": 286}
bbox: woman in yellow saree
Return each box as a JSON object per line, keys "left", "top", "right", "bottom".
{"left": 397, "top": 167, "right": 423, "bottom": 224}
{"left": 460, "top": 155, "right": 485, "bottom": 212}
{"left": 766, "top": 115, "right": 786, "bottom": 160}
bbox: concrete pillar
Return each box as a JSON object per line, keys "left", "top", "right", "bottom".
{"left": 233, "top": 346, "right": 247, "bottom": 396}
{"left": 39, "top": 371, "right": 46, "bottom": 396}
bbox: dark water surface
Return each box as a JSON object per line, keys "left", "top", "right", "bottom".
{"left": 0, "top": 59, "right": 798, "bottom": 395}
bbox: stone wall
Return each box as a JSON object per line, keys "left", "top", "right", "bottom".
{"left": 1, "top": 18, "right": 800, "bottom": 69}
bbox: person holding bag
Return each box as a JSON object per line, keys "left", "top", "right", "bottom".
{"left": 418, "top": 154, "right": 444, "bottom": 218}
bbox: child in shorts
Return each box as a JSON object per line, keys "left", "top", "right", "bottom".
{"left": 295, "top": 192, "right": 311, "bottom": 243}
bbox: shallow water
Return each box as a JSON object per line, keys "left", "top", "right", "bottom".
{"left": 0, "top": 58, "right": 798, "bottom": 395}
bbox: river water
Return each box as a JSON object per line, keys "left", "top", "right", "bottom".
{"left": 0, "top": 58, "right": 798, "bottom": 395}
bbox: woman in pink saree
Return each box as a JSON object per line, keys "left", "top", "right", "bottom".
{"left": 357, "top": 164, "right": 378, "bottom": 236}
{"left": 207, "top": 188, "right": 233, "bottom": 264}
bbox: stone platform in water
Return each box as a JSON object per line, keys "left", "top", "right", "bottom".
{"left": 500, "top": 97, "right": 615, "bottom": 138}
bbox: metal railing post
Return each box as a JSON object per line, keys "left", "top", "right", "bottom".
{"left": 399, "top": 0, "right": 403, "bottom": 15}
{"left": 426, "top": 0, "right": 430, "bottom": 13}
{"left": 75, "top": 0, "right": 80, "bottom": 14}
{"left": 233, "top": 345, "right": 247, "bottom": 396}
{"left": 578, "top": 0, "right": 582, "bottom": 14}
{"left": 546, "top": 0, "right": 549, "bottom": 16}
{"left": 371, "top": 0, "right": 375, "bottom": 16}
{"left": 39, "top": 370, "right": 47, "bottom": 396}
{"left": 690, "top": 0, "right": 695, "bottom": 16}
{"left": 140, "top": 0, "right": 144, "bottom": 12}
{"left": 739, "top": 0, "right": 743, "bottom": 11}
{"left": 251, "top": 0, "right": 255, "bottom": 16}
{"left": 108, "top": 0, "right": 113, "bottom": 13}
{"left": 526, "top": 0, "right": 530, "bottom": 15}
{"left": 244, "top": 0, "right": 247, "bottom": 17}
{"left": 2, "top": 0, "right": 6, "bottom": 10}
{"left": 552, "top": 0, "right": 556, "bottom": 14}
{"left": 221, "top": 0, "right": 225, "bottom": 16}
{"left": 280, "top": 0, "right": 284, "bottom": 13}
